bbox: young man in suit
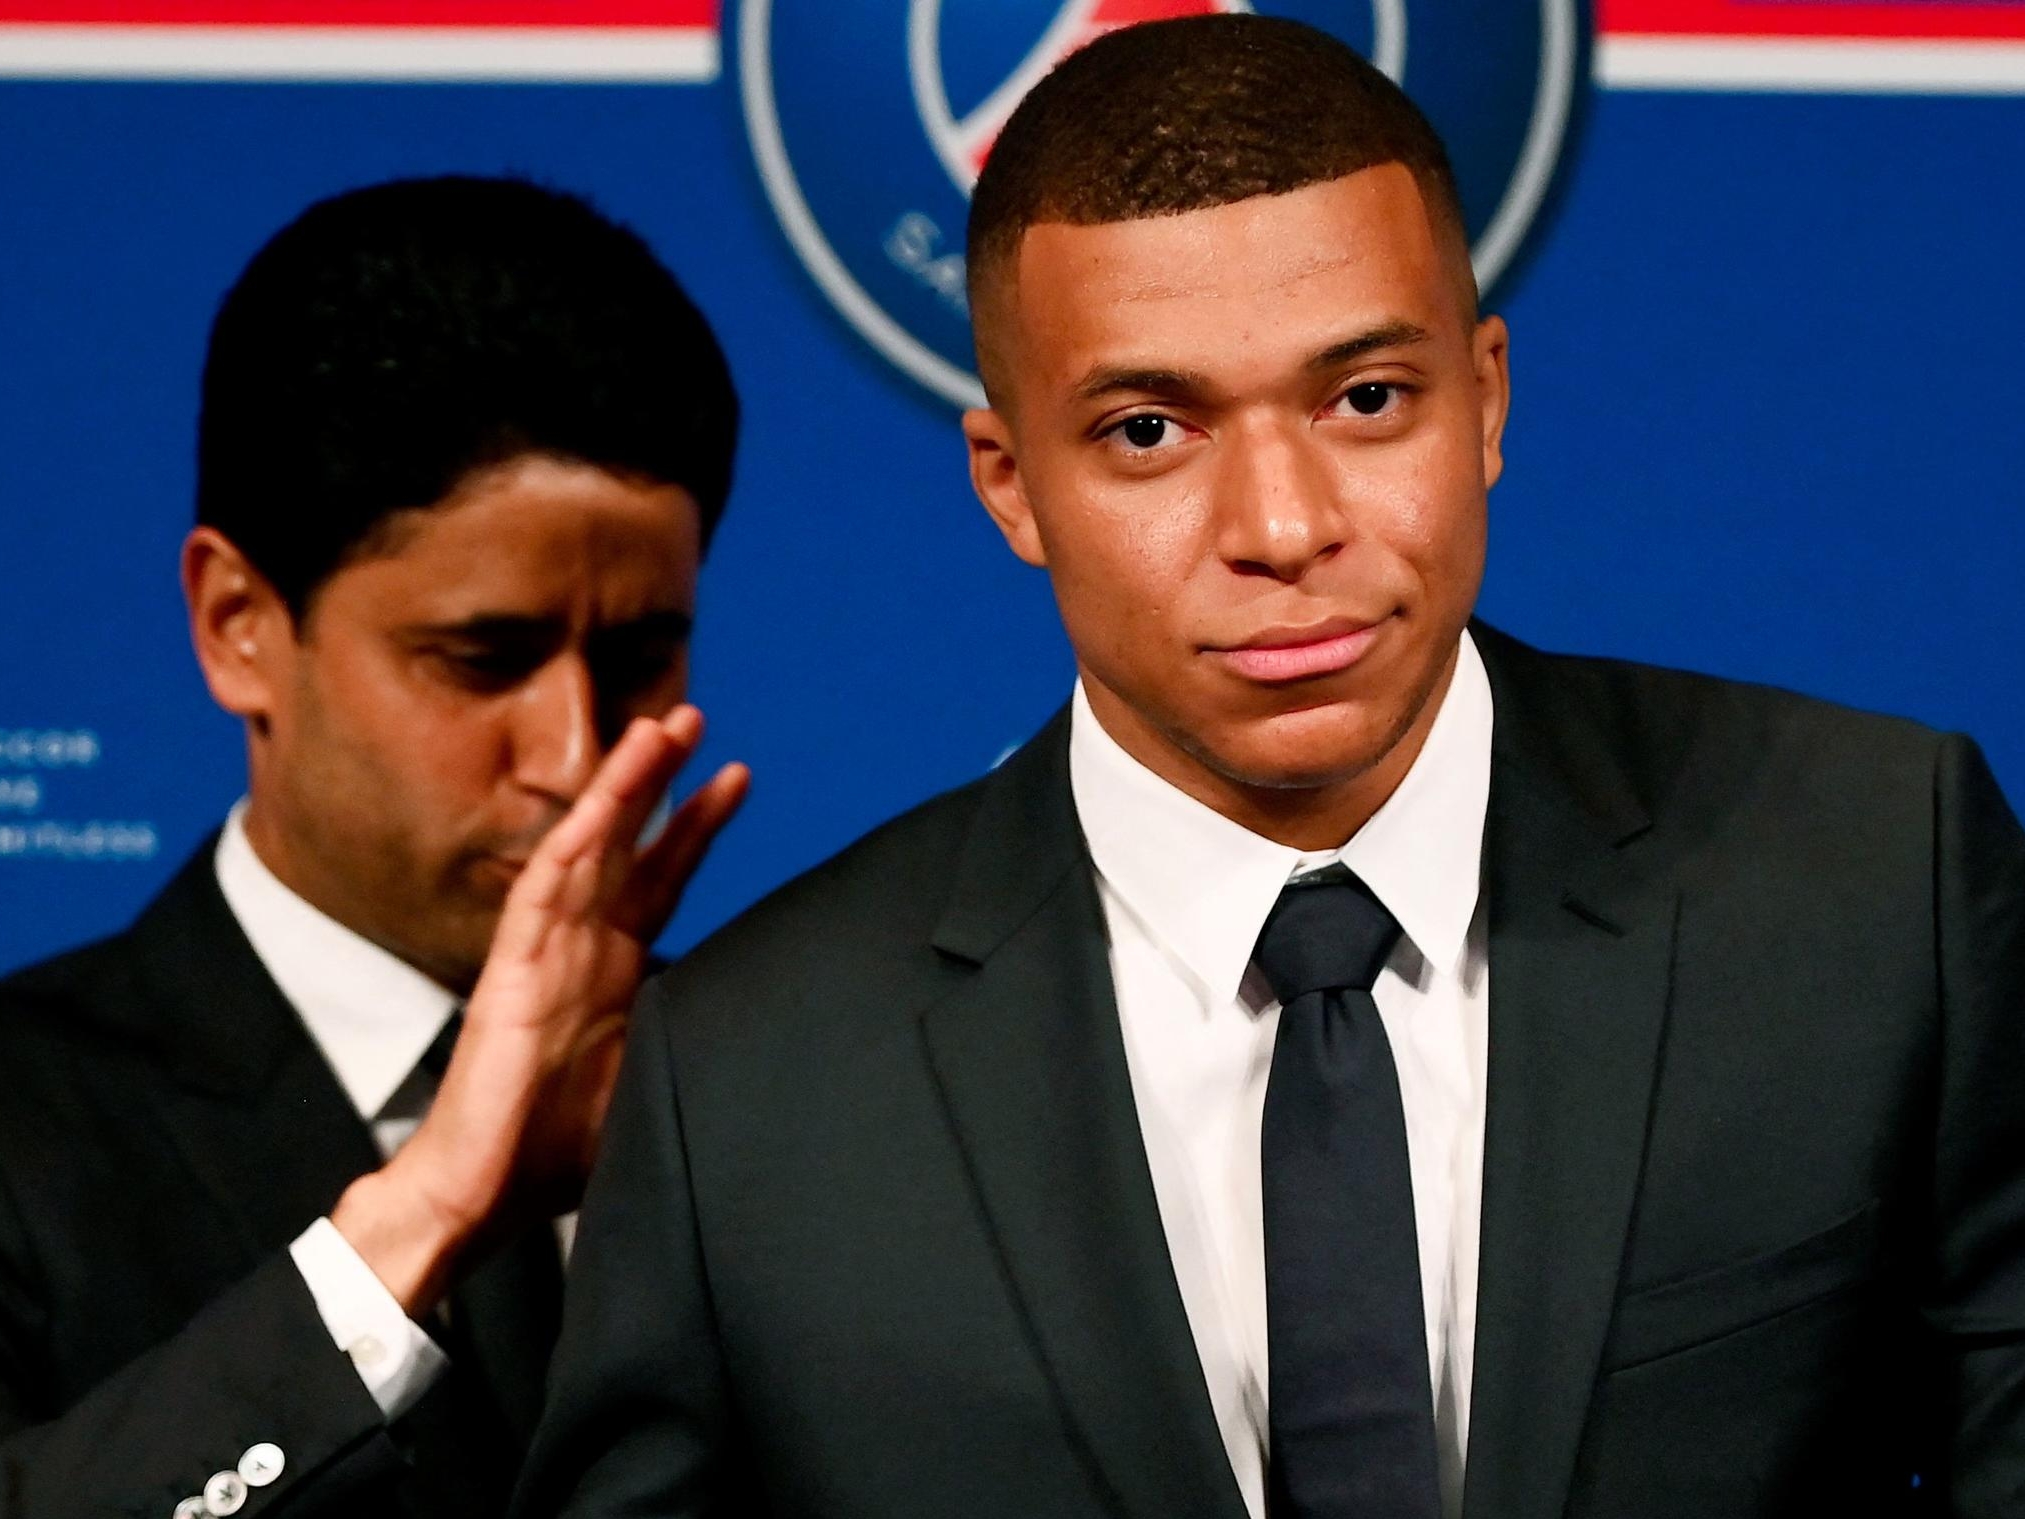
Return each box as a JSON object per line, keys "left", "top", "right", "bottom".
{"left": 0, "top": 176, "right": 748, "bottom": 1517}
{"left": 519, "top": 17, "right": 2025, "bottom": 1519}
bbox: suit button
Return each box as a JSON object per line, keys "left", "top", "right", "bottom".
{"left": 203, "top": 1470, "right": 248, "bottom": 1515}
{"left": 238, "top": 1443, "right": 285, "bottom": 1487}
{"left": 174, "top": 1500, "right": 207, "bottom": 1519}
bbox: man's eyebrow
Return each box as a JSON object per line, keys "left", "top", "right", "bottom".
{"left": 1069, "top": 321, "right": 1434, "bottom": 405}
{"left": 1069, "top": 365, "right": 1214, "bottom": 406}
{"left": 593, "top": 609, "right": 694, "bottom": 642}
{"left": 412, "top": 609, "right": 693, "bottom": 642}
{"left": 412, "top": 614, "right": 562, "bottom": 643}
{"left": 1307, "top": 320, "right": 1432, "bottom": 372}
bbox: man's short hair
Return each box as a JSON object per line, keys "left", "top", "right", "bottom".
{"left": 197, "top": 175, "right": 738, "bottom": 619}
{"left": 966, "top": 16, "right": 1472, "bottom": 393}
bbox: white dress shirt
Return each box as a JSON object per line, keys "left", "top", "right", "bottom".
{"left": 214, "top": 806, "right": 452, "bottom": 1420}
{"left": 1068, "top": 630, "right": 1493, "bottom": 1519}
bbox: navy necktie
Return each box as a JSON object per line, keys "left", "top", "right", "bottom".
{"left": 1255, "top": 864, "right": 1440, "bottom": 1519}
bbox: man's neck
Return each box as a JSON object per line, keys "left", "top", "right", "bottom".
{"left": 213, "top": 804, "right": 462, "bottom": 1123}
{"left": 238, "top": 794, "right": 471, "bottom": 996}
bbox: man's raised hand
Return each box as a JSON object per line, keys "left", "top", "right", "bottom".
{"left": 332, "top": 705, "right": 747, "bottom": 1314}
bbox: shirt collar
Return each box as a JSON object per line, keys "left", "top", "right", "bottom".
{"left": 1068, "top": 629, "right": 1494, "bottom": 1008}
{"left": 213, "top": 802, "right": 459, "bottom": 1122}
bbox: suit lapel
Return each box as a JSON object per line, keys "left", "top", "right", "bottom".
{"left": 920, "top": 714, "right": 1248, "bottom": 1519}
{"left": 1462, "top": 631, "right": 1679, "bottom": 1519}
{"left": 126, "top": 848, "right": 384, "bottom": 1258}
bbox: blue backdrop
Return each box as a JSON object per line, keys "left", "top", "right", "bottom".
{"left": 2, "top": 6, "right": 2021, "bottom": 974}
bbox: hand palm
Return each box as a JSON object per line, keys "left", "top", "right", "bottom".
{"left": 412, "top": 707, "right": 748, "bottom": 1229}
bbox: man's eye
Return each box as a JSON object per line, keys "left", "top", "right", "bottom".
{"left": 440, "top": 649, "right": 537, "bottom": 688}
{"left": 1338, "top": 382, "right": 1400, "bottom": 417}
{"left": 595, "top": 649, "right": 682, "bottom": 698}
{"left": 1110, "top": 414, "right": 1183, "bottom": 452}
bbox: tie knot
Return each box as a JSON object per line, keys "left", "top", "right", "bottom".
{"left": 1252, "top": 864, "right": 1401, "bottom": 1004}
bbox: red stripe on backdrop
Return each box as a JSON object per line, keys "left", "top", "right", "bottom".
{"left": 1599, "top": 1, "right": 2025, "bottom": 39}
{"left": 0, "top": 1, "right": 714, "bottom": 23}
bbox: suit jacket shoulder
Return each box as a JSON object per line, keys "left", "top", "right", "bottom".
{"left": 1470, "top": 627, "right": 1998, "bottom": 948}
{"left": 640, "top": 733, "right": 1039, "bottom": 1054}
{"left": 1477, "top": 626, "right": 1956, "bottom": 831}
{"left": 0, "top": 896, "right": 198, "bottom": 1177}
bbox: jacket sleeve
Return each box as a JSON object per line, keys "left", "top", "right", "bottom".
{"left": 0, "top": 1180, "right": 407, "bottom": 1519}
{"left": 1927, "top": 733, "right": 2025, "bottom": 1516}
{"left": 512, "top": 978, "right": 742, "bottom": 1517}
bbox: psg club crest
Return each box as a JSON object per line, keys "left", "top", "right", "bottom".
{"left": 739, "top": 0, "right": 1588, "bottom": 409}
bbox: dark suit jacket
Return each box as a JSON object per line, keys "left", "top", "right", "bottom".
{"left": 517, "top": 625, "right": 2025, "bottom": 1519}
{"left": 0, "top": 847, "right": 548, "bottom": 1518}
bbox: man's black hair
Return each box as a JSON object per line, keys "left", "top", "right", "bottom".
{"left": 197, "top": 174, "right": 738, "bottom": 618}
{"left": 966, "top": 16, "right": 1472, "bottom": 396}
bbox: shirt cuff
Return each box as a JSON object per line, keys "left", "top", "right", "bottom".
{"left": 289, "top": 1216, "right": 449, "bottom": 1422}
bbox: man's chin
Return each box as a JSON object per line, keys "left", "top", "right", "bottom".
{"left": 438, "top": 859, "right": 521, "bottom": 973}
{"left": 434, "top": 916, "right": 501, "bottom": 997}
{"left": 1194, "top": 703, "right": 1404, "bottom": 793}
{"left": 358, "top": 903, "right": 494, "bottom": 998}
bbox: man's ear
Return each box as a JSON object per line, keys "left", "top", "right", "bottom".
{"left": 963, "top": 406, "right": 1048, "bottom": 568}
{"left": 181, "top": 527, "right": 296, "bottom": 725}
{"left": 1473, "top": 314, "right": 1512, "bottom": 490}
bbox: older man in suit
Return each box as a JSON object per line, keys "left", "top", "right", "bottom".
{"left": 0, "top": 176, "right": 747, "bottom": 1517}
{"left": 517, "top": 17, "right": 2025, "bottom": 1519}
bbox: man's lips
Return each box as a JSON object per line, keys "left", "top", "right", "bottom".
{"left": 471, "top": 853, "right": 531, "bottom": 889}
{"left": 1208, "top": 617, "right": 1385, "bottom": 682}
{"left": 470, "top": 838, "right": 549, "bottom": 881}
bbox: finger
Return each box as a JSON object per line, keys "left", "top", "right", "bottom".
{"left": 591, "top": 706, "right": 704, "bottom": 850}
{"left": 527, "top": 722, "right": 666, "bottom": 876}
{"left": 592, "top": 706, "right": 711, "bottom": 888}
{"left": 484, "top": 795, "right": 612, "bottom": 965}
{"left": 542, "top": 703, "right": 705, "bottom": 874}
{"left": 542, "top": 709, "right": 696, "bottom": 899}
{"left": 484, "top": 715, "right": 681, "bottom": 961}
{"left": 621, "top": 761, "right": 751, "bottom": 940}
{"left": 646, "top": 762, "right": 750, "bottom": 894}
{"left": 476, "top": 706, "right": 709, "bottom": 967}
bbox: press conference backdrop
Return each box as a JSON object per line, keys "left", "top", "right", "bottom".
{"left": 2, "top": 0, "right": 2021, "bottom": 975}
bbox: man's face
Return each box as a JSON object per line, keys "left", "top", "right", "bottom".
{"left": 965, "top": 165, "right": 1509, "bottom": 836}
{"left": 229, "top": 454, "right": 702, "bottom": 992}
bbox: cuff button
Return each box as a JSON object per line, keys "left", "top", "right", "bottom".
{"left": 203, "top": 1469, "right": 248, "bottom": 1516}
{"left": 239, "top": 1442, "right": 285, "bottom": 1487}
{"left": 173, "top": 1499, "right": 207, "bottom": 1519}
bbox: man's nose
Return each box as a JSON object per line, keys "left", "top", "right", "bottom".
{"left": 511, "top": 654, "right": 604, "bottom": 805}
{"left": 1212, "top": 417, "right": 1348, "bottom": 582}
